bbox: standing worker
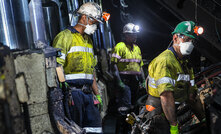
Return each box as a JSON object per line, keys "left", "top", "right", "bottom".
{"left": 111, "top": 23, "right": 146, "bottom": 133}
{"left": 111, "top": 23, "right": 146, "bottom": 111}
{"left": 146, "top": 21, "right": 205, "bottom": 134}
{"left": 53, "top": 2, "right": 110, "bottom": 133}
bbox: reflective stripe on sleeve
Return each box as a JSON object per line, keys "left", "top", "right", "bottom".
{"left": 112, "top": 53, "right": 121, "bottom": 59}
{"left": 177, "top": 74, "right": 190, "bottom": 82}
{"left": 156, "top": 77, "right": 176, "bottom": 87}
{"left": 148, "top": 75, "right": 157, "bottom": 88}
{"left": 119, "top": 59, "right": 141, "bottom": 63}
{"left": 190, "top": 80, "right": 195, "bottom": 86}
{"left": 65, "top": 73, "right": 93, "bottom": 80}
{"left": 119, "top": 71, "right": 141, "bottom": 75}
{"left": 60, "top": 52, "right": 66, "bottom": 60}
{"left": 83, "top": 127, "right": 102, "bottom": 133}
{"left": 68, "top": 46, "right": 93, "bottom": 54}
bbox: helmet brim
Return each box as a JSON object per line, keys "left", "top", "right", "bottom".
{"left": 183, "top": 34, "right": 196, "bottom": 39}
{"left": 77, "top": 11, "right": 103, "bottom": 24}
{"left": 93, "top": 17, "right": 103, "bottom": 24}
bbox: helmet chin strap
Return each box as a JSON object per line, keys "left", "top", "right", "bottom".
{"left": 167, "top": 39, "right": 173, "bottom": 48}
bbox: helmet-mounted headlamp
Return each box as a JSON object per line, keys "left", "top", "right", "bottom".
{"left": 102, "top": 12, "right": 110, "bottom": 21}
{"left": 194, "top": 26, "right": 204, "bottom": 35}
{"left": 133, "top": 25, "right": 140, "bottom": 32}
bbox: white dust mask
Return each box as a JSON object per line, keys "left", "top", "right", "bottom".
{"left": 179, "top": 41, "right": 194, "bottom": 55}
{"left": 84, "top": 24, "right": 97, "bottom": 35}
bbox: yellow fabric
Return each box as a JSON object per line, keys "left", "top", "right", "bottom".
{"left": 111, "top": 42, "right": 143, "bottom": 74}
{"left": 148, "top": 49, "right": 197, "bottom": 102}
{"left": 170, "top": 124, "right": 179, "bottom": 134}
{"left": 52, "top": 28, "right": 97, "bottom": 81}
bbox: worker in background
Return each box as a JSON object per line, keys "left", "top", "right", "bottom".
{"left": 53, "top": 2, "right": 109, "bottom": 133}
{"left": 111, "top": 23, "right": 146, "bottom": 133}
{"left": 146, "top": 21, "right": 205, "bottom": 134}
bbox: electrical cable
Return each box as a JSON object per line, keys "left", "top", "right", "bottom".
{"left": 194, "top": 0, "right": 221, "bottom": 23}
{"left": 195, "top": 0, "right": 198, "bottom": 23}
{"left": 167, "top": 39, "right": 173, "bottom": 48}
{"left": 111, "top": 0, "right": 118, "bottom": 8}
{"left": 212, "top": 0, "right": 221, "bottom": 7}
{"left": 215, "top": 18, "right": 221, "bottom": 43}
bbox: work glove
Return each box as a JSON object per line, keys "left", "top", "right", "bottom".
{"left": 140, "top": 80, "right": 146, "bottom": 89}
{"left": 96, "top": 94, "right": 103, "bottom": 110}
{"left": 118, "top": 80, "right": 126, "bottom": 88}
{"left": 170, "top": 124, "right": 179, "bottom": 134}
{"left": 59, "top": 82, "right": 69, "bottom": 89}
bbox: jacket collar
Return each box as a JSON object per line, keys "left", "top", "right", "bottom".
{"left": 168, "top": 46, "right": 178, "bottom": 59}
{"left": 67, "top": 26, "right": 79, "bottom": 33}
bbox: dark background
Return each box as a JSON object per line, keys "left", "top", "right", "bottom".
{"left": 102, "top": 0, "right": 221, "bottom": 72}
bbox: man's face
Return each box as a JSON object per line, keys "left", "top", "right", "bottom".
{"left": 124, "top": 33, "right": 137, "bottom": 44}
{"left": 174, "top": 34, "right": 196, "bottom": 56}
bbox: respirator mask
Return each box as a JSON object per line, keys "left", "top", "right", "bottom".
{"left": 179, "top": 41, "right": 194, "bottom": 56}
{"left": 78, "top": 16, "right": 97, "bottom": 35}
{"left": 84, "top": 24, "right": 97, "bottom": 35}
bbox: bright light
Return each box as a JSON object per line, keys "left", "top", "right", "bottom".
{"left": 197, "top": 27, "right": 204, "bottom": 34}
{"left": 194, "top": 26, "right": 204, "bottom": 35}
{"left": 134, "top": 25, "right": 140, "bottom": 32}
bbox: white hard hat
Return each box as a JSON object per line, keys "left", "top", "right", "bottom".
{"left": 77, "top": 2, "right": 102, "bottom": 23}
{"left": 123, "top": 23, "right": 140, "bottom": 33}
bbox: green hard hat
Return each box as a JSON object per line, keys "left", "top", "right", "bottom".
{"left": 172, "top": 21, "right": 197, "bottom": 39}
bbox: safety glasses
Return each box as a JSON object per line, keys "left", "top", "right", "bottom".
{"left": 178, "top": 34, "right": 194, "bottom": 42}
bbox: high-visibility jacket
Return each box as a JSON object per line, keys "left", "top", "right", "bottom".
{"left": 148, "top": 47, "right": 197, "bottom": 102}
{"left": 111, "top": 42, "right": 144, "bottom": 75}
{"left": 52, "top": 27, "right": 97, "bottom": 84}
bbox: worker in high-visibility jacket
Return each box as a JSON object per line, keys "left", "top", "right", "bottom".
{"left": 146, "top": 21, "right": 205, "bottom": 134}
{"left": 111, "top": 23, "right": 146, "bottom": 114}
{"left": 53, "top": 2, "right": 110, "bottom": 133}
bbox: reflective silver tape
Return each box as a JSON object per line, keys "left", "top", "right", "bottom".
{"left": 175, "top": 102, "right": 181, "bottom": 105}
{"left": 156, "top": 77, "right": 176, "bottom": 87}
{"left": 148, "top": 75, "right": 157, "bottom": 88}
{"left": 65, "top": 73, "right": 93, "bottom": 80}
{"left": 119, "top": 59, "right": 141, "bottom": 63}
{"left": 83, "top": 127, "right": 102, "bottom": 133}
{"left": 119, "top": 71, "right": 141, "bottom": 75}
{"left": 190, "top": 80, "right": 195, "bottom": 86}
{"left": 177, "top": 74, "right": 190, "bottom": 82}
{"left": 112, "top": 53, "right": 121, "bottom": 59}
{"left": 68, "top": 46, "right": 93, "bottom": 54}
{"left": 60, "top": 52, "right": 66, "bottom": 60}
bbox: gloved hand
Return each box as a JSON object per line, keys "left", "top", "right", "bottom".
{"left": 96, "top": 94, "right": 103, "bottom": 110}
{"left": 118, "top": 80, "right": 126, "bottom": 88}
{"left": 170, "top": 124, "right": 179, "bottom": 134}
{"left": 141, "top": 80, "right": 146, "bottom": 88}
{"left": 59, "top": 82, "right": 69, "bottom": 88}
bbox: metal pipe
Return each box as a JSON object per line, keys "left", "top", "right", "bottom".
{"left": 11, "top": 0, "right": 34, "bottom": 49}
{"left": 57, "top": 0, "right": 69, "bottom": 30}
{"left": 42, "top": 2, "right": 60, "bottom": 45}
{"left": 73, "top": 0, "right": 79, "bottom": 10}
{"left": 93, "top": 32, "right": 98, "bottom": 49}
{"left": 0, "top": 0, "right": 18, "bottom": 49}
{"left": 69, "top": 0, "right": 79, "bottom": 26}
{"left": 99, "top": 23, "right": 106, "bottom": 49}
{"left": 106, "top": 21, "right": 113, "bottom": 49}
{"left": 29, "top": 0, "right": 47, "bottom": 44}
{"left": 108, "top": 31, "right": 113, "bottom": 49}
{"left": 97, "top": 29, "right": 102, "bottom": 49}
{"left": 51, "top": 0, "right": 66, "bottom": 30}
